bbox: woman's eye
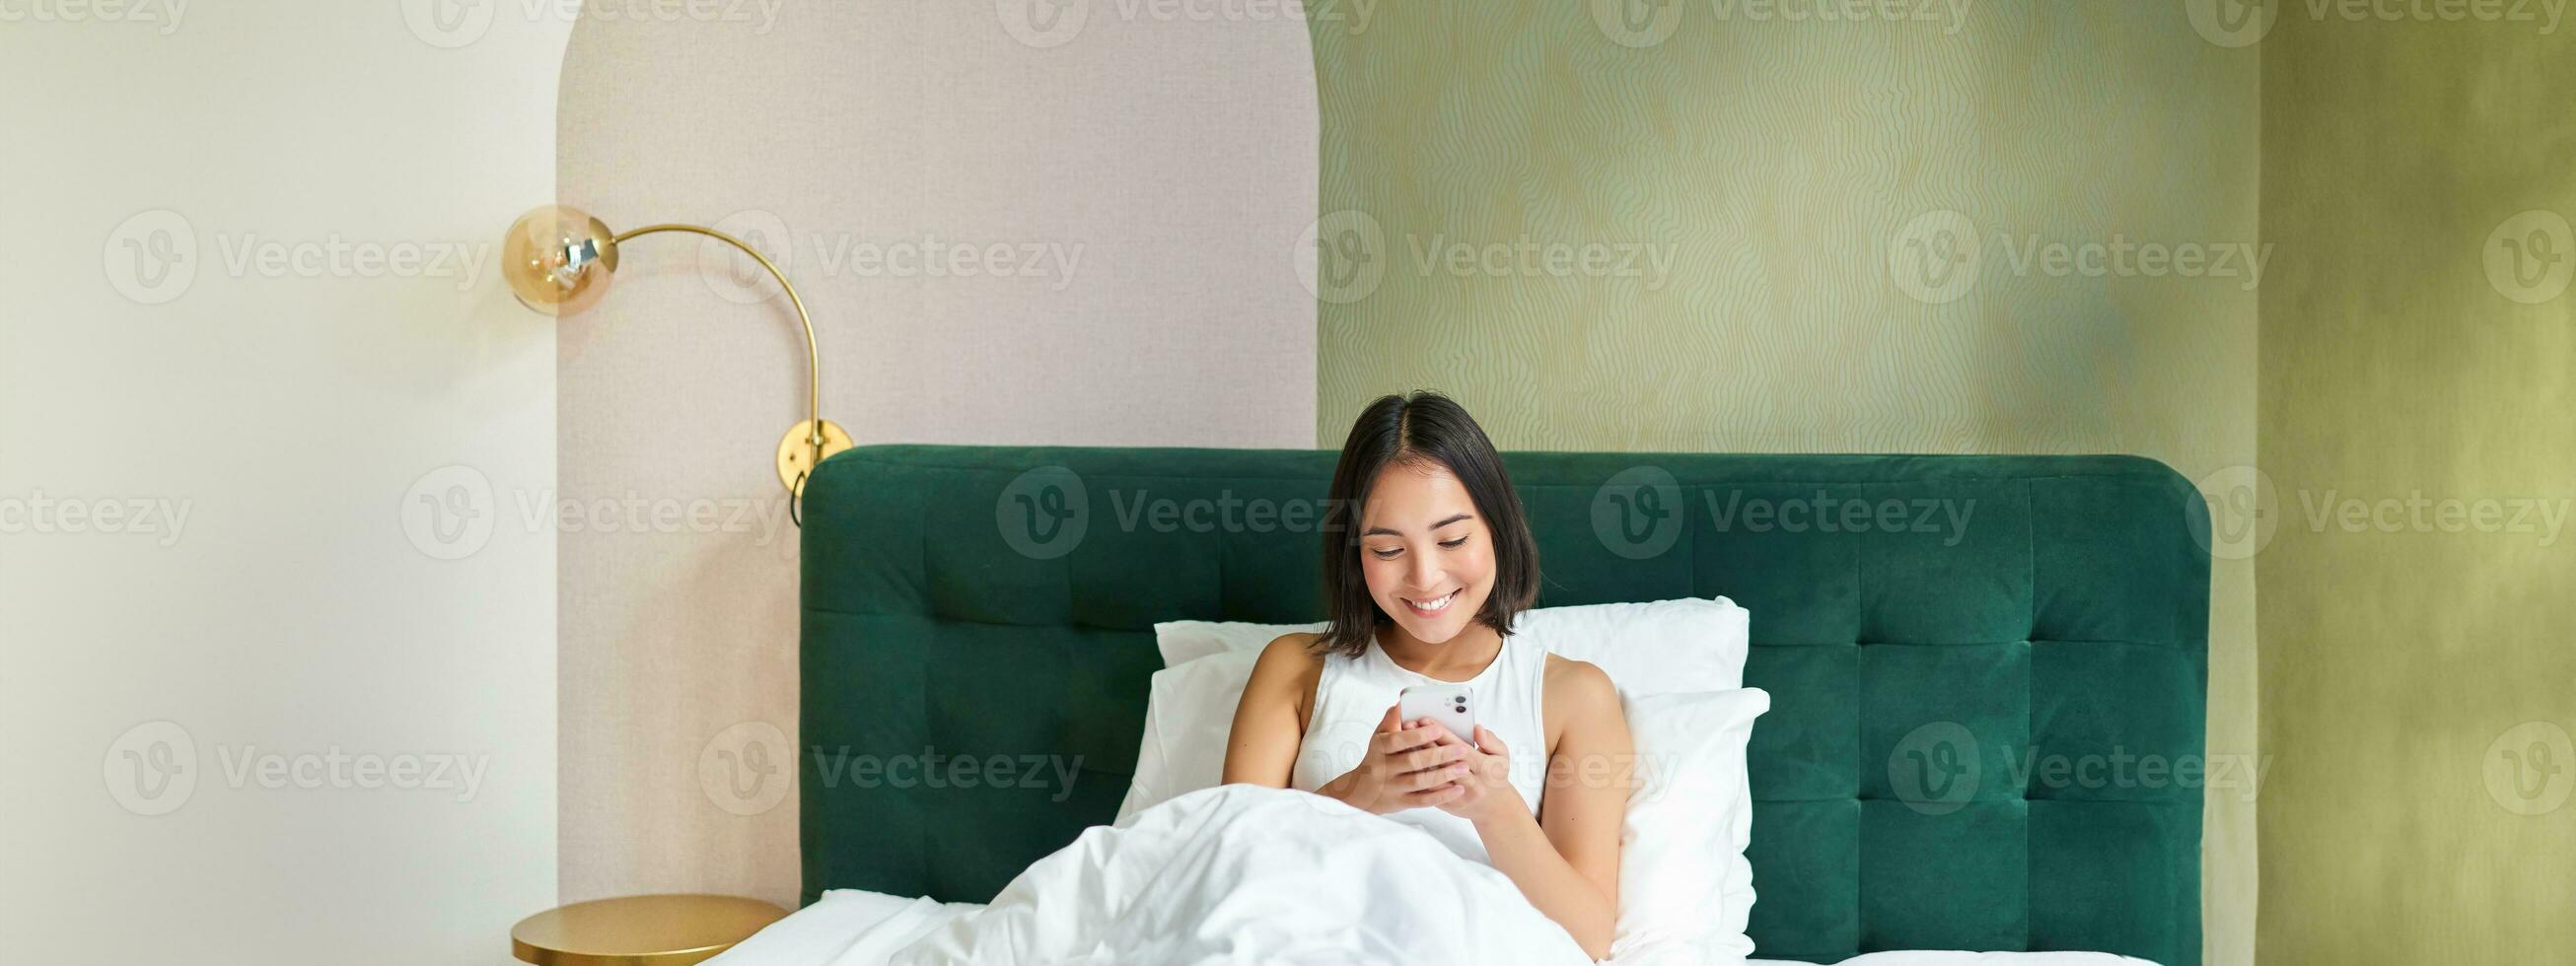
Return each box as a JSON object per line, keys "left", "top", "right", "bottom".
{"left": 1370, "top": 547, "right": 1402, "bottom": 560}
{"left": 1438, "top": 536, "right": 1468, "bottom": 550}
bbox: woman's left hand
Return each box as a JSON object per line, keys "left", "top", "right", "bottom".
{"left": 1426, "top": 724, "right": 1525, "bottom": 826}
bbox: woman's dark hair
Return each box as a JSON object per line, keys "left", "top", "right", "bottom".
{"left": 1317, "top": 391, "right": 1539, "bottom": 657}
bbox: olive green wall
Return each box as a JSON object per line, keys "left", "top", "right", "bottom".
{"left": 1307, "top": 3, "right": 2259, "bottom": 963}
{"left": 2257, "top": 14, "right": 2576, "bottom": 966}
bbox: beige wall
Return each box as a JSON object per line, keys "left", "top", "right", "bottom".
{"left": 553, "top": 2, "right": 1319, "bottom": 907}
{"left": 1307, "top": 4, "right": 2261, "bottom": 962}
{"left": 2256, "top": 12, "right": 2576, "bottom": 964}
{"left": 1, "top": 6, "right": 565, "bottom": 964}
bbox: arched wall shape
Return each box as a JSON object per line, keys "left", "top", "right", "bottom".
{"left": 553, "top": 2, "right": 1321, "bottom": 907}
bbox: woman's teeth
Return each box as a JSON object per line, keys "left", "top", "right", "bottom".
{"left": 1403, "top": 590, "right": 1457, "bottom": 614}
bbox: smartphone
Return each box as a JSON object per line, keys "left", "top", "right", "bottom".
{"left": 1397, "top": 684, "right": 1478, "bottom": 749}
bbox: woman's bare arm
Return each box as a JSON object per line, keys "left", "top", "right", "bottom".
{"left": 1472, "top": 656, "right": 1631, "bottom": 959}
{"left": 1219, "top": 633, "right": 1322, "bottom": 788}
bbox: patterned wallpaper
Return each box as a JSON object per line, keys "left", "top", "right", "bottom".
{"left": 1307, "top": 3, "right": 2258, "bottom": 963}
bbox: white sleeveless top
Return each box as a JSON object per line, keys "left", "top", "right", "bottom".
{"left": 1290, "top": 627, "right": 1550, "bottom": 863}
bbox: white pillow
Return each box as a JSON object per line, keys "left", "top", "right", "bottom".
{"left": 1613, "top": 687, "right": 1770, "bottom": 964}
{"left": 1153, "top": 595, "right": 1749, "bottom": 693}
{"left": 1115, "top": 650, "right": 1260, "bottom": 823}
{"left": 1153, "top": 620, "right": 1327, "bottom": 667}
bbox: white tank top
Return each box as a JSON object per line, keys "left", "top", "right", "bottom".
{"left": 1290, "top": 627, "right": 1549, "bottom": 864}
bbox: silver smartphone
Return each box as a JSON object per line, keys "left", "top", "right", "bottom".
{"left": 1396, "top": 684, "right": 1478, "bottom": 749}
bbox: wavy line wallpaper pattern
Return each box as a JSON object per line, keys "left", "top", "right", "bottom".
{"left": 1307, "top": 3, "right": 2256, "bottom": 964}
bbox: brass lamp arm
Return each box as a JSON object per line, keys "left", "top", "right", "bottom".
{"left": 613, "top": 223, "right": 823, "bottom": 450}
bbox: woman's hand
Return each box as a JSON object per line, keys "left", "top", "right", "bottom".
{"left": 1321, "top": 705, "right": 1472, "bottom": 814}
{"left": 1434, "top": 724, "right": 1527, "bottom": 827}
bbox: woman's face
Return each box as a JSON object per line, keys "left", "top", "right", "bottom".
{"left": 1356, "top": 459, "right": 1495, "bottom": 647}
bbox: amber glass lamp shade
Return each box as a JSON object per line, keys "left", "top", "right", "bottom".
{"left": 501, "top": 205, "right": 620, "bottom": 315}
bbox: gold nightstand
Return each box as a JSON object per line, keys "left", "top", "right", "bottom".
{"left": 511, "top": 894, "right": 789, "bottom": 966}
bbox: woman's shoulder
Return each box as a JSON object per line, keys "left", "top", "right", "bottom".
{"left": 1540, "top": 654, "right": 1621, "bottom": 715}
{"left": 1245, "top": 631, "right": 1327, "bottom": 687}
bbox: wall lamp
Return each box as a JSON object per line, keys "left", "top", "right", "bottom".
{"left": 498, "top": 206, "right": 852, "bottom": 517}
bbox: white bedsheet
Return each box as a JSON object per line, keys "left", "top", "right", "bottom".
{"left": 709, "top": 786, "right": 2159, "bottom": 966}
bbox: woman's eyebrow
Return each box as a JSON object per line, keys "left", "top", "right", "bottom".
{"left": 1362, "top": 513, "right": 1474, "bottom": 537}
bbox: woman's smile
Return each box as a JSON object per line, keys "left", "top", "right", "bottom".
{"left": 1399, "top": 588, "right": 1461, "bottom": 616}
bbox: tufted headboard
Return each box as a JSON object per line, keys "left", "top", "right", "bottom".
{"left": 800, "top": 446, "right": 2208, "bottom": 965}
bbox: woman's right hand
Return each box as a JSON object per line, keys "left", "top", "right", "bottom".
{"left": 1322, "top": 704, "right": 1472, "bottom": 814}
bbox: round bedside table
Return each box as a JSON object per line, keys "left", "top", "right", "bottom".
{"left": 511, "top": 894, "right": 789, "bottom": 966}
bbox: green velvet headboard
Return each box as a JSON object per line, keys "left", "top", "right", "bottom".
{"left": 801, "top": 446, "right": 2207, "bottom": 966}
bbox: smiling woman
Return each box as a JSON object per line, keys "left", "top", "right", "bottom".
{"left": 1221, "top": 390, "right": 1633, "bottom": 960}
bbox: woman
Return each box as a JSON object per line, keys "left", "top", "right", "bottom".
{"left": 1222, "top": 390, "right": 1632, "bottom": 960}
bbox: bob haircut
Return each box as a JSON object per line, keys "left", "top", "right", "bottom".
{"left": 1316, "top": 391, "right": 1540, "bottom": 657}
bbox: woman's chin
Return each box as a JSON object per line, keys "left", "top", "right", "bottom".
{"left": 1386, "top": 609, "right": 1468, "bottom": 645}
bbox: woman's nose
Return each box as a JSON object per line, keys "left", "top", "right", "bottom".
{"left": 1408, "top": 552, "right": 1442, "bottom": 590}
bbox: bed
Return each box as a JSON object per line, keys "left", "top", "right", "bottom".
{"left": 782, "top": 446, "right": 2208, "bottom": 965}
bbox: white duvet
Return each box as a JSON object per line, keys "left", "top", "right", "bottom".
{"left": 709, "top": 785, "right": 2158, "bottom": 966}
